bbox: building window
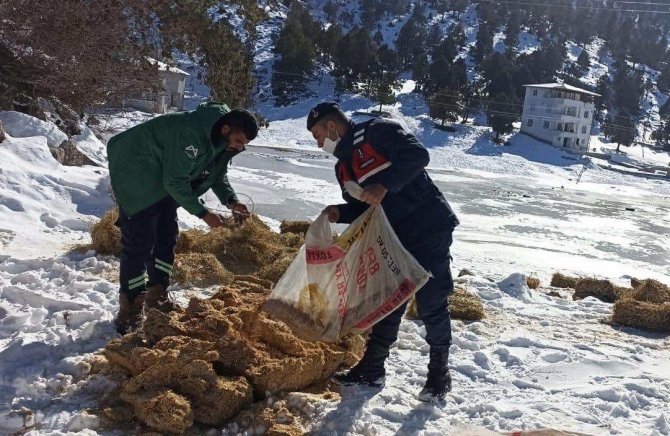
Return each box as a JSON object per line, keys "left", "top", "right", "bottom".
{"left": 533, "top": 89, "right": 538, "bottom": 96}
{"left": 576, "top": 139, "right": 580, "bottom": 146}
{"left": 544, "top": 121, "right": 550, "bottom": 129}
{"left": 584, "top": 111, "right": 589, "bottom": 118}
{"left": 530, "top": 103, "right": 536, "bottom": 111}
{"left": 582, "top": 126, "right": 587, "bottom": 134}
{"left": 527, "top": 118, "right": 534, "bottom": 127}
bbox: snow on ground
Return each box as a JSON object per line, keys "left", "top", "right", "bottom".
{"left": 0, "top": 132, "right": 112, "bottom": 259}
{"left": 308, "top": 274, "right": 670, "bottom": 435}
{"left": 1, "top": 105, "right": 669, "bottom": 434}
{"left": 590, "top": 136, "right": 670, "bottom": 168}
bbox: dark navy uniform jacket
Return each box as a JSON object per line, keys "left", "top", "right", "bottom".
{"left": 333, "top": 118, "right": 459, "bottom": 267}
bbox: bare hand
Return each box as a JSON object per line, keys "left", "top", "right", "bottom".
{"left": 230, "top": 202, "right": 251, "bottom": 224}
{"left": 360, "top": 183, "right": 388, "bottom": 207}
{"left": 202, "top": 212, "right": 224, "bottom": 228}
{"left": 322, "top": 205, "right": 340, "bottom": 223}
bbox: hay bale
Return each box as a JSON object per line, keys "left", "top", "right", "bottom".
{"left": 405, "top": 287, "right": 485, "bottom": 321}
{"left": 612, "top": 299, "right": 670, "bottom": 333}
{"left": 173, "top": 253, "right": 234, "bottom": 287}
{"left": 629, "top": 279, "right": 670, "bottom": 304}
{"left": 630, "top": 277, "right": 644, "bottom": 289}
{"left": 573, "top": 278, "right": 618, "bottom": 303}
{"left": 450, "top": 288, "right": 485, "bottom": 321}
{"left": 526, "top": 277, "right": 540, "bottom": 289}
{"left": 90, "top": 208, "right": 121, "bottom": 256}
{"left": 279, "top": 220, "right": 311, "bottom": 235}
{"left": 550, "top": 272, "right": 578, "bottom": 289}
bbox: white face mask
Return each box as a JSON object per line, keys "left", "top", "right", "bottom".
{"left": 321, "top": 126, "right": 340, "bottom": 155}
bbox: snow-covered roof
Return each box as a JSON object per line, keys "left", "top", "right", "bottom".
{"left": 523, "top": 82, "right": 600, "bottom": 97}
{"left": 147, "top": 57, "right": 189, "bottom": 76}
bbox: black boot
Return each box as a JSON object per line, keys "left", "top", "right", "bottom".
{"left": 114, "top": 291, "right": 146, "bottom": 335}
{"left": 418, "top": 346, "right": 452, "bottom": 402}
{"left": 331, "top": 340, "right": 389, "bottom": 387}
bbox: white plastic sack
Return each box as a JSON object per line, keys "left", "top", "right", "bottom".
{"left": 263, "top": 207, "right": 431, "bottom": 342}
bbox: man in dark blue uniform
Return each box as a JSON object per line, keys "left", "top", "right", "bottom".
{"left": 307, "top": 102, "right": 459, "bottom": 402}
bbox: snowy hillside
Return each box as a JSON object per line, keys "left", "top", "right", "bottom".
{"left": 1, "top": 0, "right": 670, "bottom": 434}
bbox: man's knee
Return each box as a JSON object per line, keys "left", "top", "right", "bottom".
{"left": 415, "top": 277, "right": 451, "bottom": 321}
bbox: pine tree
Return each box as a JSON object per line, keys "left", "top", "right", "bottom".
{"left": 412, "top": 51, "right": 430, "bottom": 92}
{"left": 595, "top": 73, "right": 610, "bottom": 113}
{"left": 324, "top": 0, "right": 338, "bottom": 22}
{"left": 659, "top": 61, "right": 670, "bottom": 93}
{"left": 473, "top": 21, "right": 494, "bottom": 63}
{"left": 371, "top": 70, "right": 400, "bottom": 113}
{"left": 395, "top": 8, "right": 427, "bottom": 67}
{"left": 504, "top": 12, "right": 521, "bottom": 51}
{"left": 577, "top": 49, "right": 590, "bottom": 72}
{"left": 487, "top": 92, "right": 519, "bottom": 142}
{"left": 603, "top": 111, "right": 636, "bottom": 152}
{"left": 272, "top": 4, "right": 319, "bottom": 104}
{"left": 426, "top": 24, "right": 442, "bottom": 48}
{"left": 360, "top": 0, "right": 377, "bottom": 27}
{"left": 612, "top": 61, "right": 644, "bottom": 118}
{"left": 428, "top": 86, "right": 462, "bottom": 126}
{"left": 462, "top": 79, "right": 484, "bottom": 123}
{"left": 321, "top": 24, "right": 343, "bottom": 62}
{"left": 373, "top": 29, "right": 384, "bottom": 46}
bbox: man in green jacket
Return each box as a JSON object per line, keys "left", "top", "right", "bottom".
{"left": 107, "top": 102, "right": 258, "bottom": 333}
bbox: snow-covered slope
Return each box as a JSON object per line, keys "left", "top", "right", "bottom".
{"left": 0, "top": 130, "right": 112, "bottom": 258}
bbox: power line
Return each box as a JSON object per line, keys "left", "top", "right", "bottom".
{"left": 260, "top": 76, "right": 645, "bottom": 132}
{"left": 477, "top": 0, "right": 670, "bottom": 13}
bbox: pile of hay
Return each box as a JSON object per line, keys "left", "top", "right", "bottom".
{"left": 279, "top": 220, "right": 311, "bottom": 235}
{"left": 90, "top": 208, "right": 303, "bottom": 285}
{"left": 90, "top": 207, "right": 121, "bottom": 256}
{"left": 172, "top": 253, "right": 234, "bottom": 287}
{"left": 174, "top": 215, "right": 302, "bottom": 277}
{"left": 102, "top": 276, "right": 365, "bottom": 434}
{"left": 406, "top": 287, "right": 485, "bottom": 321}
{"left": 572, "top": 278, "right": 621, "bottom": 303}
{"left": 550, "top": 272, "right": 579, "bottom": 289}
{"left": 526, "top": 277, "right": 540, "bottom": 289}
{"left": 627, "top": 279, "right": 670, "bottom": 304}
{"left": 611, "top": 279, "right": 670, "bottom": 333}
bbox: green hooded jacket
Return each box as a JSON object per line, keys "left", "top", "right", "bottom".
{"left": 107, "top": 102, "right": 240, "bottom": 217}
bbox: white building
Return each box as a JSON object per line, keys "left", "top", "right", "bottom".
{"left": 520, "top": 83, "right": 600, "bottom": 150}
{"left": 123, "top": 59, "right": 189, "bottom": 114}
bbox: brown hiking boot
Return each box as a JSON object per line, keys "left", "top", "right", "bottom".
{"left": 114, "top": 293, "right": 145, "bottom": 335}
{"left": 144, "top": 283, "right": 178, "bottom": 312}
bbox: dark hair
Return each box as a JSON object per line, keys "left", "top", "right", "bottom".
{"left": 220, "top": 109, "right": 259, "bottom": 140}
{"left": 307, "top": 101, "right": 349, "bottom": 130}
{"left": 318, "top": 111, "right": 348, "bottom": 128}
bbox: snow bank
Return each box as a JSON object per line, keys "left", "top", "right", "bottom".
{"left": 0, "top": 111, "right": 67, "bottom": 147}
{"left": 0, "top": 135, "right": 113, "bottom": 258}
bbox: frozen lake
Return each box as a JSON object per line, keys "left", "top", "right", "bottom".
{"left": 228, "top": 146, "right": 670, "bottom": 284}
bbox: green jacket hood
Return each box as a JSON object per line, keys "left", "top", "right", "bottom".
{"left": 193, "top": 102, "right": 231, "bottom": 146}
